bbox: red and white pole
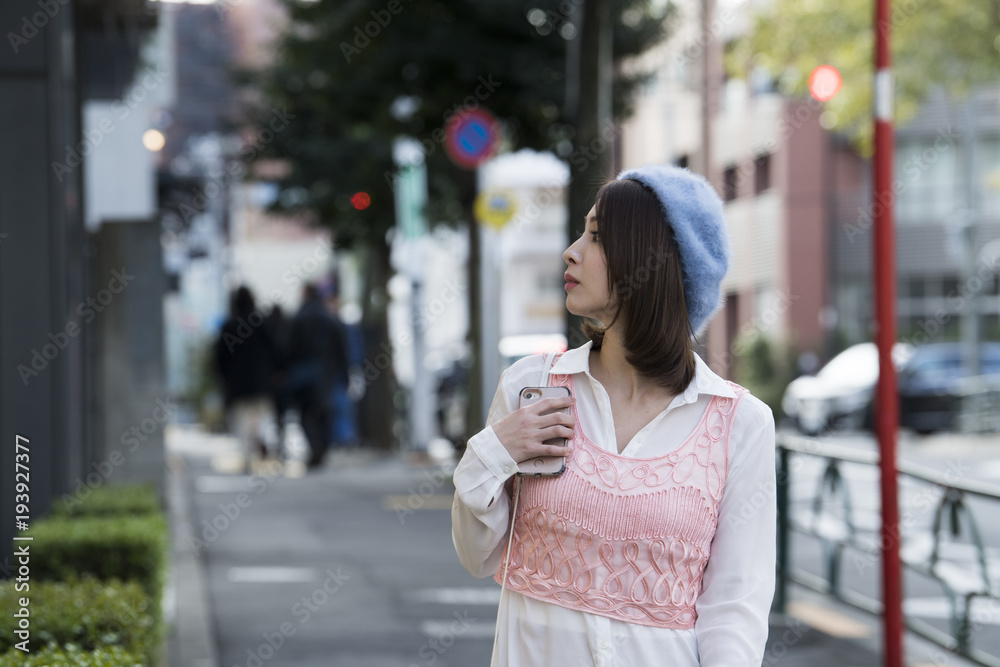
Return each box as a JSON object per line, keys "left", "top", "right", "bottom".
{"left": 874, "top": 0, "right": 904, "bottom": 664}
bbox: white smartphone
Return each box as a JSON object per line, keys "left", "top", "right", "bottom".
{"left": 516, "top": 385, "right": 572, "bottom": 476}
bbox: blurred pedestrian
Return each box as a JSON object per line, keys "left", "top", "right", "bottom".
{"left": 263, "top": 304, "right": 292, "bottom": 459}
{"left": 322, "top": 283, "right": 364, "bottom": 449}
{"left": 286, "top": 283, "right": 350, "bottom": 469}
{"left": 214, "top": 286, "right": 277, "bottom": 474}
{"left": 452, "top": 166, "right": 777, "bottom": 666}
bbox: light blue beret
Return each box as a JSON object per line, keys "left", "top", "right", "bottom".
{"left": 616, "top": 165, "right": 731, "bottom": 336}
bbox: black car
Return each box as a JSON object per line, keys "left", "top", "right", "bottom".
{"left": 896, "top": 343, "right": 1000, "bottom": 433}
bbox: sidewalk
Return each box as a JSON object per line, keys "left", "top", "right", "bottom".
{"left": 164, "top": 423, "right": 982, "bottom": 667}
{"left": 764, "top": 589, "right": 979, "bottom": 667}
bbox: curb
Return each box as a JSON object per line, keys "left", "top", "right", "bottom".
{"left": 166, "top": 454, "right": 219, "bottom": 667}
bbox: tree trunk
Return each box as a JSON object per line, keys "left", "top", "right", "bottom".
{"left": 463, "top": 215, "right": 482, "bottom": 449}
{"left": 358, "top": 237, "right": 397, "bottom": 450}
{"left": 566, "top": 0, "right": 614, "bottom": 348}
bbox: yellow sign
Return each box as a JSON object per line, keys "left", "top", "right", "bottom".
{"left": 474, "top": 189, "right": 517, "bottom": 230}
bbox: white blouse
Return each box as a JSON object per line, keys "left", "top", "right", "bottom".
{"left": 451, "top": 340, "right": 776, "bottom": 666}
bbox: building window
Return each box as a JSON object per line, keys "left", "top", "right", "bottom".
{"left": 906, "top": 277, "right": 925, "bottom": 300}
{"left": 754, "top": 154, "right": 771, "bottom": 194}
{"left": 983, "top": 314, "right": 1000, "bottom": 340}
{"left": 895, "top": 139, "right": 958, "bottom": 224}
{"left": 942, "top": 276, "right": 960, "bottom": 297}
{"left": 988, "top": 275, "right": 1000, "bottom": 296}
{"left": 723, "top": 166, "right": 738, "bottom": 202}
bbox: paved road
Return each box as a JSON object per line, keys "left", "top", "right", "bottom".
{"left": 172, "top": 428, "right": 495, "bottom": 667}
{"left": 167, "top": 424, "right": 985, "bottom": 666}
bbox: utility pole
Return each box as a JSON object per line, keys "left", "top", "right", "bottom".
{"left": 873, "top": 0, "right": 904, "bottom": 664}
{"left": 565, "top": 0, "right": 613, "bottom": 349}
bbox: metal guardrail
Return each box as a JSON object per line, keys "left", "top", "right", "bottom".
{"left": 775, "top": 432, "right": 1000, "bottom": 666}
{"left": 954, "top": 375, "right": 1000, "bottom": 434}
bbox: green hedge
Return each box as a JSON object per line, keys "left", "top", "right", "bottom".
{"left": 53, "top": 483, "right": 160, "bottom": 518}
{"left": 28, "top": 514, "right": 167, "bottom": 603}
{"left": 0, "top": 644, "right": 144, "bottom": 666}
{"left": 0, "top": 578, "right": 155, "bottom": 660}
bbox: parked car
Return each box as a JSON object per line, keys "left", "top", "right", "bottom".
{"left": 897, "top": 342, "right": 1000, "bottom": 434}
{"left": 782, "top": 342, "right": 915, "bottom": 435}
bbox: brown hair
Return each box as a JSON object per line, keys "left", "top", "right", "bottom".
{"left": 580, "top": 178, "right": 696, "bottom": 395}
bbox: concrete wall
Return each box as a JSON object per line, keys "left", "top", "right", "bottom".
{"left": 0, "top": 0, "right": 88, "bottom": 561}
{"left": 90, "top": 221, "right": 167, "bottom": 499}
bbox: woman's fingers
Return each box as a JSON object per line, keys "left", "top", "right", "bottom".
{"left": 528, "top": 395, "right": 575, "bottom": 414}
{"left": 534, "top": 408, "right": 575, "bottom": 431}
{"left": 540, "top": 424, "right": 574, "bottom": 441}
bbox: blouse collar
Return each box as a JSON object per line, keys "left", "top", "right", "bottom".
{"left": 549, "top": 339, "right": 736, "bottom": 401}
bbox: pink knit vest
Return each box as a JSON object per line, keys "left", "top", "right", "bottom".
{"left": 494, "top": 354, "right": 746, "bottom": 629}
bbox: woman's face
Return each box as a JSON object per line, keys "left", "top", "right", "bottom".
{"left": 562, "top": 204, "right": 615, "bottom": 322}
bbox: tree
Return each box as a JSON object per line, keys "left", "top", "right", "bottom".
{"left": 732, "top": 0, "right": 1000, "bottom": 154}
{"left": 244, "top": 0, "right": 670, "bottom": 447}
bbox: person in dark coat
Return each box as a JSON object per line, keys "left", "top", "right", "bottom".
{"left": 262, "top": 304, "right": 292, "bottom": 460}
{"left": 214, "top": 286, "right": 277, "bottom": 473}
{"left": 286, "top": 283, "right": 350, "bottom": 469}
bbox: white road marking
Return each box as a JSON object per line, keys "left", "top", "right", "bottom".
{"left": 409, "top": 587, "right": 502, "bottom": 605}
{"left": 420, "top": 620, "right": 497, "bottom": 639}
{"left": 195, "top": 475, "right": 257, "bottom": 493}
{"left": 226, "top": 567, "right": 319, "bottom": 583}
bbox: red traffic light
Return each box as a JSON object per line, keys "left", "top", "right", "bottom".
{"left": 351, "top": 192, "right": 371, "bottom": 210}
{"left": 808, "top": 65, "right": 842, "bottom": 102}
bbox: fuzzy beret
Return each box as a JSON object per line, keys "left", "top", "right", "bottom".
{"left": 615, "top": 164, "right": 730, "bottom": 336}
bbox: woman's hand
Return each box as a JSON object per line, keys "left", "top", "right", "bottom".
{"left": 491, "top": 396, "right": 576, "bottom": 464}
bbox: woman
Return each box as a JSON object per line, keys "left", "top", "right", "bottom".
{"left": 215, "top": 286, "right": 277, "bottom": 473}
{"left": 451, "top": 165, "right": 776, "bottom": 666}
